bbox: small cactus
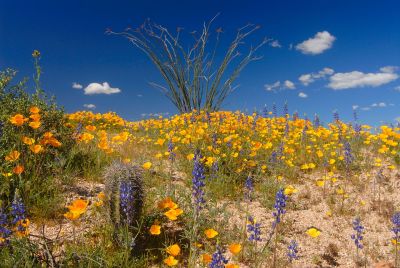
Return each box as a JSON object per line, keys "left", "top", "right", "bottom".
{"left": 104, "top": 161, "right": 144, "bottom": 229}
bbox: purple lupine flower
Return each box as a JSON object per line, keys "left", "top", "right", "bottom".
{"left": 287, "top": 240, "right": 299, "bottom": 262}
{"left": 293, "top": 111, "right": 299, "bottom": 121}
{"left": 244, "top": 175, "right": 254, "bottom": 202}
{"left": 0, "top": 121, "right": 3, "bottom": 137}
{"left": 120, "top": 181, "right": 134, "bottom": 225}
{"left": 351, "top": 217, "right": 364, "bottom": 249}
{"left": 343, "top": 141, "right": 354, "bottom": 167}
{"left": 0, "top": 208, "right": 11, "bottom": 245}
{"left": 168, "top": 139, "right": 176, "bottom": 161}
{"left": 333, "top": 111, "right": 340, "bottom": 122}
{"left": 392, "top": 212, "right": 400, "bottom": 243}
{"left": 212, "top": 133, "right": 217, "bottom": 147}
{"left": 192, "top": 150, "right": 206, "bottom": 212}
{"left": 247, "top": 216, "right": 262, "bottom": 241}
{"left": 209, "top": 245, "right": 228, "bottom": 268}
{"left": 262, "top": 105, "right": 269, "bottom": 118}
{"left": 313, "top": 114, "right": 320, "bottom": 128}
{"left": 269, "top": 151, "right": 278, "bottom": 164}
{"left": 283, "top": 102, "right": 289, "bottom": 117}
{"left": 11, "top": 195, "right": 26, "bottom": 225}
{"left": 272, "top": 188, "right": 288, "bottom": 228}
{"left": 272, "top": 103, "right": 277, "bottom": 117}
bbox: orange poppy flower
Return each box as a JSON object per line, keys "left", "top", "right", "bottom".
{"left": 9, "top": 114, "right": 28, "bottom": 126}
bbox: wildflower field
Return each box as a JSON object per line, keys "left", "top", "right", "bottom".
{"left": 1, "top": 54, "right": 400, "bottom": 268}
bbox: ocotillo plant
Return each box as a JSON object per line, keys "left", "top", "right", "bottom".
{"left": 107, "top": 15, "right": 267, "bottom": 113}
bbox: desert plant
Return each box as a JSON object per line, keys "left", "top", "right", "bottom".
{"left": 104, "top": 161, "right": 144, "bottom": 230}
{"left": 107, "top": 15, "right": 267, "bottom": 113}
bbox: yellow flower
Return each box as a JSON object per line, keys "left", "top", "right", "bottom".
{"left": 5, "top": 151, "right": 20, "bottom": 162}
{"left": 13, "top": 165, "right": 24, "bottom": 175}
{"left": 158, "top": 197, "right": 178, "bottom": 210}
{"left": 22, "top": 136, "right": 35, "bottom": 145}
{"left": 187, "top": 153, "right": 195, "bottom": 160}
{"left": 64, "top": 199, "right": 88, "bottom": 221}
{"left": 29, "top": 121, "right": 41, "bottom": 129}
{"left": 142, "top": 161, "right": 152, "bottom": 170}
{"left": 30, "top": 144, "right": 43, "bottom": 154}
{"left": 225, "top": 264, "right": 240, "bottom": 268}
{"left": 164, "top": 208, "right": 183, "bottom": 221}
{"left": 306, "top": 227, "right": 321, "bottom": 238}
{"left": 316, "top": 179, "right": 325, "bottom": 187}
{"left": 228, "top": 243, "right": 242, "bottom": 255}
{"left": 284, "top": 185, "right": 298, "bottom": 196}
{"left": 29, "top": 106, "right": 40, "bottom": 114}
{"left": 85, "top": 125, "right": 97, "bottom": 131}
{"left": 166, "top": 244, "right": 181, "bottom": 256}
{"left": 329, "top": 159, "right": 336, "bottom": 165}
{"left": 149, "top": 224, "right": 161, "bottom": 235}
{"left": 204, "top": 228, "right": 218, "bottom": 239}
{"left": 201, "top": 253, "right": 212, "bottom": 264}
{"left": 9, "top": 114, "right": 28, "bottom": 126}
{"left": 163, "top": 255, "right": 178, "bottom": 266}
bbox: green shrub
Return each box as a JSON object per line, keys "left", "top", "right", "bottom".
{"left": 0, "top": 52, "right": 75, "bottom": 217}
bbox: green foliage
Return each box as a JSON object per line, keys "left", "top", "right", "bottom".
{"left": 0, "top": 55, "right": 75, "bottom": 217}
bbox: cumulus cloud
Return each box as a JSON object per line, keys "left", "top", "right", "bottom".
{"left": 352, "top": 105, "right": 359, "bottom": 110}
{"left": 298, "top": 92, "right": 308, "bottom": 98}
{"left": 265, "top": 80, "right": 296, "bottom": 91}
{"left": 298, "top": 67, "right": 335, "bottom": 86}
{"left": 269, "top": 40, "right": 282, "bottom": 48}
{"left": 327, "top": 69, "right": 399, "bottom": 90}
{"left": 72, "top": 82, "right": 83, "bottom": 89}
{"left": 371, "top": 102, "right": 387, "bottom": 108}
{"left": 380, "top": 66, "right": 398, "bottom": 73}
{"left": 264, "top": 81, "right": 281, "bottom": 91}
{"left": 83, "top": 104, "right": 96, "bottom": 109}
{"left": 284, "top": 80, "right": 296, "bottom": 89}
{"left": 84, "top": 82, "right": 121, "bottom": 95}
{"left": 296, "top": 31, "right": 336, "bottom": 55}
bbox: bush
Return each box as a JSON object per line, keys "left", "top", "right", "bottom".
{"left": 0, "top": 52, "right": 75, "bottom": 217}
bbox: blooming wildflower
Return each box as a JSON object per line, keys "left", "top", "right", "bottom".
{"left": 333, "top": 111, "right": 340, "bottom": 122}
{"left": 201, "top": 253, "right": 212, "bottom": 264}
{"left": 204, "top": 228, "right": 218, "bottom": 239}
{"left": 120, "top": 181, "right": 134, "bottom": 225}
{"left": 225, "top": 264, "right": 239, "bottom": 268}
{"left": 209, "top": 245, "right": 228, "bottom": 268}
{"left": 32, "top": 50, "right": 40, "bottom": 58}
{"left": 343, "top": 142, "right": 354, "bottom": 167}
{"left": 262, "top": 104, "right": 268, "bottom": 118}
{"left": 351, "top": 217, "right": 364, "bottom": 249}
{"left": 244, "top": 175, "right": 254, "bottom": 201}
{"left": 0, "top": 208, "right": 11, "bottom": 245}
{"left": 5, "top": 151, "right": 20, "bottom": 162}
{"left": 164, "top": 208, "right": 183, "bottom": 221}
{"left": 142, "top": 161, "right": 152, "bottom": 170}
{"left": 313, "top": 114, "right": 320, "bottom": 128}
{"left": 149, "top": 224, "right": 161, "bottom": 235}
{"left": 158, "top": 197, "right": 178, "bottom": 210}
{"left": 192, "top": 150, "right": 206, "bottom": 212}
{"left": 11, "top": 195, "right": 29, "bottom": 237}
{"left": 247, "top": 216, "right": 262, "bottom": 242}
{"left": 9, "top": 114, "right": 28, "bottom": 126}
{"left": 272, "top": 103, "right": 277, "bottom": 117}
{"left": 228, "top": 243, "right": 242, "bottom": 255}
{"left": 306, "top": 227, "right": 321, "bottom": 238}
{"left": 168, "top": 140, "right": 176, "bottom": 161}
{"left": 13, "top": 165, "right": 24, "bottom": 175}
{"left": 64, "top": 199, "right": 88, "bottom": 220}
{"left": 30, "top": 144, "right": 43, "bottom": 154}
{"left": 284, "top": 185, "right": 298, "bottom": 196}
{"left": 272, "top": 188, "right": 288, "bottom": 228}
{"left": 392, "top": 212, "right": 400, "bottom": 243}
{"left": 287, "top": 240, "right": 299, "bottom": 262}
{"left": 166, "top": 244, "right": 181, "bottom": 256}
{"left": 163, "top": 255, "right": 178, "bottom": 266}
{"left": 29, "top": 121, "right": 41, "bottom": 129}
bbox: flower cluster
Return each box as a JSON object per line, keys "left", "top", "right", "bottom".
{"left": 272, "top": 188, "right": 288, "bottom": 229}
{"left": 287, "top": 240, "right": 299, "bottom": 262}
{"left": 192, "top": 150, "right": 206, "bottom": 212}
{"left": 209, "top": 245, "right": 228, "bottom": 268}
{"left": 351, "top": 217, "right": 364, "bottom": 249}
{"left": 247, "top": 216, "right": 262, "bottom": 242}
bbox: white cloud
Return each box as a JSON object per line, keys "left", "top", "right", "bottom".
{"left": 264, "top": 81, "right": 281, "bottom": 91}
{"left": 296, "top": 31, "right": 336, "bottom": 55}
{"left": 83, "top": 104, "right": 96, "bottom": 109}
{"left": 328, "top": 69, "right": 399, "bottom": 90}
{"left": 352, "top": 105, "right": 359, "bottom": 110}
{"left": 72, "top": 82, "right": 83, "bottom": 89}
{"left": 84, "top": 82, "right": 121, "bottom": 95}
{"left": 371, "top": 102, "right": 387, "bottom": 108}
{"left": 284, "top": 80, "right": 296, "bottom": 89}
{"left": 361, "top": 107, "right": 371, "bottom": 111}
{"left": 380, "top": 66, "right": 398, "bottom": 73}
{"left": 298, "top": 67, "right": 335, "bottom": 86}
{"left": 137, "top": 94, "right": 143, "bottom": 97}
{"left": 270, "top": 40, "right": 282, "bottom": 48}
{"left": 298, "top": 92, "right": 308, "bottom": 98}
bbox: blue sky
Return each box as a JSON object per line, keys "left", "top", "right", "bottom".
{"left": 1, "top": 0, "right": 399, "bottom": 125}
